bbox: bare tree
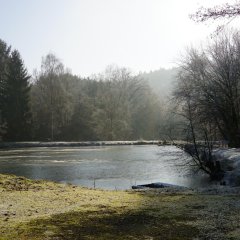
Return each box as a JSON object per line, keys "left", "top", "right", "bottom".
{"left": 94, "top": 65, "right": 145, "bottom": 140}
{"left": 174, "top": 60, "right": 214, "bottom": 176}
{"left": 172, "top": 31, "right": 240, "bottom": 178}
{"left": 31, "top": 54, "right": 73, "bottom": 140}
{"left": 191, "top": 2, "right": 240, "bottom": 22}
{"left": 175, "top": 31, "right": 240, "bottom": 147}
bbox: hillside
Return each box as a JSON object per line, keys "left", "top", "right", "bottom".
{"left": 141, "top": 68, "right": 178, "bottom": 98}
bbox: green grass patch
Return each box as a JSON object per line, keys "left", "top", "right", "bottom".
{"left": 1, "top": 174, "right": 240, "bottom": 240}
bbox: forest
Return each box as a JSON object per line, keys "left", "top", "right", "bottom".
{"left": 2, "top": 29, "right": 240, "bottom": 149}
{"left": 0, "top": 39, "right": 175, "bottom": 142}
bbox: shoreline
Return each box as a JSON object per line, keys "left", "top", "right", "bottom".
{"left": 0, "top": 140, "right": 160, "bottom": 149}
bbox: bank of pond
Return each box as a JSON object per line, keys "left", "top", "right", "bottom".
{"left": 1, "top": 173, "right": 240, "bottom": 240}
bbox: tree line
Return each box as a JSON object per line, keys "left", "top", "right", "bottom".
{"left": 0, "top": 39, "right": 163, "bottom": 142}
{"left": 4, "top": 28, "right": 240, "bottom": 148}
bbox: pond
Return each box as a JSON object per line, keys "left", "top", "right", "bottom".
{"left": 0, "top": 145, "right": 210, "bottom": 189}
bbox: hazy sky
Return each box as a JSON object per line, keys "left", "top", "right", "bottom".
{"left": 0, "top": 0, "right": 237, "bottom": 76}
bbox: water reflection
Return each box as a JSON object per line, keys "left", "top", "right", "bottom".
{"left": 0, "top": 145, "right": 209, "bottom": 189}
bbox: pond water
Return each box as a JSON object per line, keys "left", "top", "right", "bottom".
{"left": 0, "top": 145, "right": 210, "bottom": 189}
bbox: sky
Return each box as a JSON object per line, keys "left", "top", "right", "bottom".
{"left": 0, "top": 0, "right": 238, "bottom": 77}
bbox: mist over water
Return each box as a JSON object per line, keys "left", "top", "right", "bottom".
{"left": 0, "top": 145, "right": 209, "bottom": 190}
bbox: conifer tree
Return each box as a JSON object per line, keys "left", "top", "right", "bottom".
{"left": 0, "top": 39, "right": 11, "bottom": 140}
{"left": 4, "top": 50, "right": 31, "bottom": 141}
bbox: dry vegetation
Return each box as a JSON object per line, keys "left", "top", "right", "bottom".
{"left": 0, "top": 174, "right": 240, "bottom": 240}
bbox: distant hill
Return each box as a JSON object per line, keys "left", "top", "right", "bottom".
{"left": 140, "top": 68, "right": 178, "bottom": 98}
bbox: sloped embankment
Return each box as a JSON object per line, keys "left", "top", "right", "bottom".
{"left": 0, "top": 174, "right": 240, "bottom": 240}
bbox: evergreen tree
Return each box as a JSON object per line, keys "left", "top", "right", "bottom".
{"left": 4, "top": 50, "right": 31, "bottom": 141}
{"left": 0, "top": 39, "right": 11, "bottom": 139}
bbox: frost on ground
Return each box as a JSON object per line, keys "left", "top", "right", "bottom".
{"left": 1, "top": 174, "right": 240, "bottom": 240}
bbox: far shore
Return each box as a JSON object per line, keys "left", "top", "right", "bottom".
{"left": 0, "top": 140, "right": 228, "bottom": 150}
{"left": 0, "top": 140, "right": 163, "bottom": 149}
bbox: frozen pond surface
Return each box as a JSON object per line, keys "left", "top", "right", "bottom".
{"left": 0, "top": 145, "right": 210, "bottom": 189}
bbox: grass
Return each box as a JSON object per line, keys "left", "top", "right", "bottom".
{"left": 0, "top": 174, "right": 240, "bottom": 240}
